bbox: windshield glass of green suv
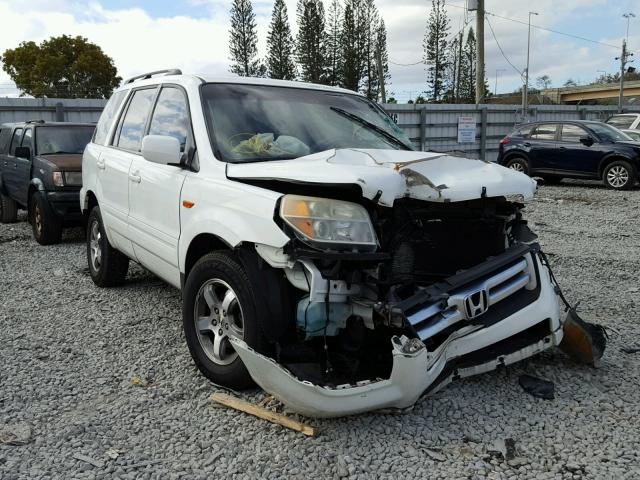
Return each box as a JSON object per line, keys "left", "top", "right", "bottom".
{"left": 201, "top": 84, "right": 412, "bottom": 163}
{"left": 36, "top": 126, "right": 95, "bottom": 155}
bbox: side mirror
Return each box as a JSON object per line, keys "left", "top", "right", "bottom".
{"left": 141, "top": 135, "right": 181, "bottom": 166}
{"left": 14, "top": 146, "right": 30, "bottom": 159}
{"left": 579, "top": 136, "right": 594, "bottom": 146}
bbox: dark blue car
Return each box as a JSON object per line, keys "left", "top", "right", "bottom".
{"left": 497, "top": 120, "right": 640, "bottom": 190}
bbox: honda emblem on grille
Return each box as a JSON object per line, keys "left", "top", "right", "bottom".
{"left": 464, "top": 289, "right": 488, "bottom": 319}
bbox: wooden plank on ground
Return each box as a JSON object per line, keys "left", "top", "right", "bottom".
{"left": 211, "top": 392, "right": 315, "bottom": 437}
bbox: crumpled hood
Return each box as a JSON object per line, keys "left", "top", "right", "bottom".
{"left": 226, "top": 148, "right": 537, "bottom": 206}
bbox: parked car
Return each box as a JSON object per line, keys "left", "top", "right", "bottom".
{"left": 605, "top": 113, "right": 640, "bottom": 130}
{"left": 621, "top": 129, "right": 640, "bottom": 141}
{"left": 0, "top": 121, "right": 95, "bottom": 244}
{"left": 81, "top": 70, "right": 600, "bottom": 417}
{"left": 497, "top": 120, "right": 640, "bottom": 190}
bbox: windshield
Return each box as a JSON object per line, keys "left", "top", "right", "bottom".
{"left": 587, "top": 123, "right": 633, "bottom": 142}
{"left": 36, "top": 126, "right": 95, "bottom": 155}
{"left": 201, "top": 83, "right": 413, "bottom": 163}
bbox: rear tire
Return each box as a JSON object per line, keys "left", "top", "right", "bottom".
{"left": 0, "top": 192, "right": 18, "bottom": 223}
{"left": 505, "top": 157, "right": 529, "bottom": 175}
{"left": 182, "top": 251, "right": 270, "bottom": 390}
{"left": 603, "top": 160, "right": 635, "bottom": 190}
{"left": 86, "top": 206, "right": 129, "bottom": 287}
{"left": 30, "top": 192, "right": 62, "bottom": 245}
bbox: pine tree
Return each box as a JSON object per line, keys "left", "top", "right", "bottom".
{"left": 360, "top": 0, "right": 380, "bottom": 100}
{"left": 229, "top": 0, "right": 262, "bottom": 77}
{"left": 266, "top": 0, "right": 297, "bottom": 80}
{"left": 375, "top": 19, "right": 391, "bottom": 102}
{"left": 443, "top": 30, "right": 462, "bottom": 103}
{"left": 296, "top": 0, "right": 327, "bottom": 84}
{"left": 341, "top": 1, "right": 359, "bottom": 91}
{"left": 423, "top": 0, "right": 450, "bottom": 102}
{"left": 325, "top": 0, "right": 343, "bottom": 86}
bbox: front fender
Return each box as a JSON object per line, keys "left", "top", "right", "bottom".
{"left": 178, "top": 175, "right": 290, "bottom": 273}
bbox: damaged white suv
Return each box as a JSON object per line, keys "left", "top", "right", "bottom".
{"left": 82, "top": 70, "right": 603, "bottom": 417}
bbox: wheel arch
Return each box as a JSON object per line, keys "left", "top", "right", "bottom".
{"left": 26, "top": 179, "right": 45, "bottom": 216}
{"left": 502, "top": 150, "right": 529, "bottom": 164}
{"left": 183, "top": 233, "right": 232, "bottom": 286}
{"left": 83, "top": 190, "right": 99, "bottom": 214}
{"left": 598, "top": 154, "right": 635, "bottom": 178}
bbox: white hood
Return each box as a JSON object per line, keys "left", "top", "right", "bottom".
{"left": 226, "top": 148, "right": 537, "bottom": 206}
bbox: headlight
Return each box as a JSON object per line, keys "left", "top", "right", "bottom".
{"left": 279, "top": 195, "right": 377, "bottom": 252}
{"left": 52, "top": 171, "right": 64, "bottom": 187}
{"left": 63, "top": 171, "right": 82, "bottom": 186}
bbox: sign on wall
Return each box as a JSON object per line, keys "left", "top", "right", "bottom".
{"left": 457, "top": 116, "right": 477, "bottom": 143}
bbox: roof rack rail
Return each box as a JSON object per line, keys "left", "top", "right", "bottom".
{"left": 123, "top": 69, "right": 183, "bottom": 85}
{"left": 25, "top": 120, "right": 46, "bottom": 124}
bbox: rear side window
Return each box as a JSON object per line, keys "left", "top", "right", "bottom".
{"left": 513, "top": 125, "right": 534, "bottom": 138}
{"left": 606, "top": 116, "right": 635, "bottom": 129}
{"left": 115, "top": 88, "right": 157, "bottom": 151}
{"left": 9, "top": 128, "right": 23, "bottom": 155}
{"left": 561, "top": 124, "right": 587, "bottom": 142}
{"left": 531, "top": 124, "right": 557, "bottom": 140}
{"left": 148, "top": 87, "right": 190, "bottom": 152}
{"left": 0, "top": 128, "right": 12, "bottom": 153}
{"left": 94, "top": 90, "right": 127, "bottom": 145}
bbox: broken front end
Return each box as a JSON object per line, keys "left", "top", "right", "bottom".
{"left": 239, "top": 194, "right": 571, "bottom": 417}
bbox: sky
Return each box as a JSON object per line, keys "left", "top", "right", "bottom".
{"left": 0, "top": 0, "right": 638, "bottom": 102}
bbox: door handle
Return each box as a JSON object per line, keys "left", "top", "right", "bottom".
{"left": 129, "top": 171, "right": 141, "bottom": 183}
{"left": 559, "top": 146, "right": 567, "bottom": 149}
{"left": 523, "top": 142, "right": 531, "bottom": 147}
{"left": 96, "top": 159, "right": 106, "bottom": 170}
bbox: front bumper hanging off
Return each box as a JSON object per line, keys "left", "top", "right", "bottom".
{"left": 232, "top": 249, "right": 565, "bottom": 418}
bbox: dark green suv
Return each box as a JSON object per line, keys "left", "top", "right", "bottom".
{"left": 0, "top": 121, "right": 95, "bottom": 244}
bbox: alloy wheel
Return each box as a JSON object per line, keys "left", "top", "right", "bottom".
{"left": 607, "top": 166, "right": 629, "bottom": 188}
{"left": 509, "top": 162, "right": 525, "bottom": 173}
{"left": 89, "top": 220, "right": 102, "bottom": 272}
{"left": 193, "top": 279, "right": 244, "bottom": 366}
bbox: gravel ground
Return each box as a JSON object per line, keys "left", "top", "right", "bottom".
{"left": 1, "top": 181, "right": 639, "bottom": 480}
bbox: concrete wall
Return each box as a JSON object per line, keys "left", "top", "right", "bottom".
{"left": 0, "top": 98, "right": 107, "bottom": 124}
{"left": 383, "top": 104, "right": 640, "bottom": 161}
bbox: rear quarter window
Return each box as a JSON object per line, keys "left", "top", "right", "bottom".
{"left": 94, "top": 90, "right": 127, "bottom": 145}
{"left": 0, "top": 128, "right": 12, "bottom": 153}
{"left": 513, "top": 125, "right": 534, "bottom": 138}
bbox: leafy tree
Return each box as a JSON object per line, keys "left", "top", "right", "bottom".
{"left": 325, "top": 0, "right": 343, "bottom": 86}
{"left": 296, "top": 0, "right": 327, "bottom": 83}
{"left": 229, "top": 0, "right": 263, "bottom": 77}
{"left": 536, "top": 75, "right": 552, "bottom": 90}
{"left": 386, "top": 96, "right": 397, "bottom": 104}
{"left": 563, "top": 78, "right": 578, "bottom": 87}
{"left": 266, "top": 0, "right": 297, "bottom": 80}
{"left": 1, "top": 35, "right": 120, "bottom": 98}
{"left": 423, "top": 0, "right": 449, "bottom": 102}
{"left": 415, "top": 95, "right": 427, "bottom": 104}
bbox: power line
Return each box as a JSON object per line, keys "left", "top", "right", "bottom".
{"left": 485, "top": 15, "right": 523, "bottom": 78}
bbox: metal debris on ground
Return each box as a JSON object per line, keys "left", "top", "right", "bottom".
{"left": 518, "top": 374, "right": 555, "bottom": 400}
{"left": 488, "top": 438, "right": 517, "bottom": 461}
{"left": 211, "top": 392, "right": 315, "bottom": 437}
{"left": 559, "top": 307, "right": 608, "bottom": 366}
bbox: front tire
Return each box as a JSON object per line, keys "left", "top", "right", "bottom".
{"left": 86, "top": 206, "right": 129, "bottom": 287}
{"left": 0, "top": 192, "right": 18, "bottom": 223}
{"left": 30, "top": 192, "right": 62, "bottom": 245}
{"left": 505, "top": 157, "right": 530, "bottom": 175}
{"left": 183, "top": 251, "right": 269, "bottom": 390}
{"left": 603, "top": 160, "right": 635, "bottom": 190}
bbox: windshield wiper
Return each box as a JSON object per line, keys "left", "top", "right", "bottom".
{"left": 330, "top": 106, "right": 413, "bottom": 151}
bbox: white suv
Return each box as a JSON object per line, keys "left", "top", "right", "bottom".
{"left": 82, "top": 70, "right": 579, "bottom": 417}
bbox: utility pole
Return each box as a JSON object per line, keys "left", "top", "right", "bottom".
{"left": 618, "top": 13, "right": 636, "bottom": 112}
{"left": 522, "top": 11, "right": 538, "bottom": 119}
{"left": 475, "top": 0, "right": 485, "bottom": 104}
{"left": 376, "top": 47, "right": 386, "bottom": 104}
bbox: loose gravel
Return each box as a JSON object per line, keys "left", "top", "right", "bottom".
{"left": 1, "top": 180, "right": 639, "bottom": 480}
